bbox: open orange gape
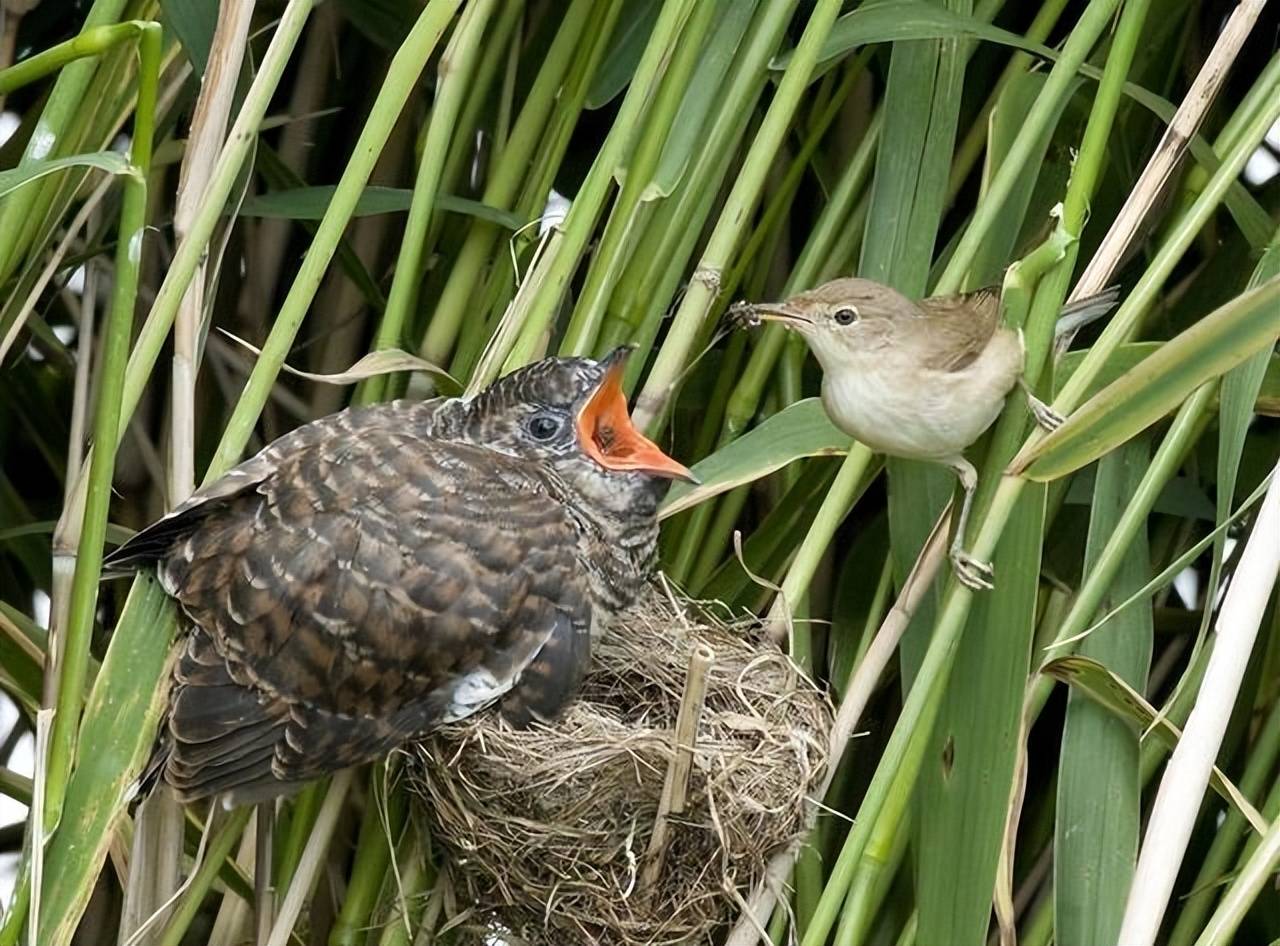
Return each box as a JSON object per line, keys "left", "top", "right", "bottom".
{"left": 575, "top": 356, "right": 696, "bottom": 482}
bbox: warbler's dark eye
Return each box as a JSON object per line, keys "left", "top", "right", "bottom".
{"left": 527, "top": 413, "right": 563, "bottom": 441}
{"left": 833, "top": 307, "right": 858, "bottom": 325}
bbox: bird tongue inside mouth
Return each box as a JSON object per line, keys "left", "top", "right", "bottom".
{"left": 577, "top": 361, "right": 696, "bottom": 482}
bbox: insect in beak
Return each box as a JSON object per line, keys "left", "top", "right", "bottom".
{"left": 737, "top": 304, "right": 813, "bottom": 330}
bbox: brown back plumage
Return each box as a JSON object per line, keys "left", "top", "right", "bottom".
{"left": 915, "top": 286, "right": 1003, "bottom": 372}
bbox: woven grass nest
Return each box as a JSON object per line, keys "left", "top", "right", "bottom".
{"left": 408, "top": 585, "right": 832, "bottom": 945}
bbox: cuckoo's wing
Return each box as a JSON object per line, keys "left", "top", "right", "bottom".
{"left": 102, "top": 399, "right": 445, "bottom": 577}
{"left": 151, "top": 430, "right": 590, "bottom": 805}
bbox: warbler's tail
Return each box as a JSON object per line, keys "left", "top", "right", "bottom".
{"left": 1054, "top": 285, "right": 1121, "bottom": 341}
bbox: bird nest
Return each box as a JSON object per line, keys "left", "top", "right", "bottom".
{"left": 408, "top": 585, "right": 832, "bottom": 945}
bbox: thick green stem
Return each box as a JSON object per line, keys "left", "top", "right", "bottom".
{"left": 632, "top": 0, "right": 844, "bottom": 433}
{"left": 832, "top": 771, "right": 911, "bottom": 946}
{"left": 493, "top": 0, "right": 698, "bottom": 376}
{"left": 43, "top": 20, "right": 160, "bottom": 834}
{"left": 417, "top": 0, "right": 597, "bottom": 369}
{"left": 329, "top": 771, "right": 409, "bottom": 946}
{"left": 0, "top": 21, "right": 150, "bottom": 95}
{"left": 358, "top": 0, "right": 496, "bottom": 405}
{"left": 0, "top": 0, "right": 130, "bottom": 282}
{"left": 558, "top": 0, "right": 718, "bottom": 357}
{"left": 206, "top": 0, "right": 463, "bottom": 475}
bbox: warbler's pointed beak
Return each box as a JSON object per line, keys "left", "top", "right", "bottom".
{"left": 577, "top": 347, "right": 698, "bottom": 483}
{"left": 747, "top": 304, "right": 813, "bottom": 328}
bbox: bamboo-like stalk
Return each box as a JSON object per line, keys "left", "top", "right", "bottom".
{"left": 831, "top": 737, "right": 917, "bottom": 946}
{"left": 206, "top": 826, "right": 256, "bottom": 946}
{"left": 374, "top": 827, "right": 434, "bottom": 946}
{"left": 249, "top": 801, "right": 272, "bottom": 943}
{"left": 169, "top": 0, "right": 256, "bottom": 501}
{"left": 241, "top": 3, "right": 338, "bottom": 319}
{"left": 0, "top": 21, "right": 149, "bottom": 95}
{"left": 37, "top": 187, "right": 108, "bottom": 731}
{"left": 124, "top": 6, "right": 259, "bottom": 942}
{"left": 272, "top": 782, "right": 324, "bottom": 896}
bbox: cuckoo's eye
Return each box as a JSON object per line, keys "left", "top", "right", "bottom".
{"left": 833, "top": 307, "right": 858, "bottom": 325}
{"left": 527, "top": 412, "right": 564, "bottom": 441}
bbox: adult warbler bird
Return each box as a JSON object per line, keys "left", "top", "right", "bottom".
{"left": 738, "top": 278, "right": 1118, "bottom": 590}
{"left": 106, "top": 349, "right": 693, "bottom": 805}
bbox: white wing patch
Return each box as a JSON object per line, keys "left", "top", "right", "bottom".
{"left": 440, "top": 667, "right": 515, "bottom": 723}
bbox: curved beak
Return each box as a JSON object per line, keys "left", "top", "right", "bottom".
{"left": 576, "top": 347, "right": 698, "bottom": 483}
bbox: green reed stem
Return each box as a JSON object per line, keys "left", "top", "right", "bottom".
{"left": 632, "top": 0, "right": 844, "bottom": 434}
{"left": 43, "top": 20, "right": 160, "bottom": 835}
{"left": 359, "top": 0, "right": 496, "bottom": 405}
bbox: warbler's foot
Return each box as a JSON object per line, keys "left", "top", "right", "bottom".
{"left": 950, "top": 547, "right": 994, "bottom": 591}
{"left": 1018, "top": 378, "right": 1065, "bottom": 431}
{"left": 1028, "top": 395, "right": 1065, "bottom": 432}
